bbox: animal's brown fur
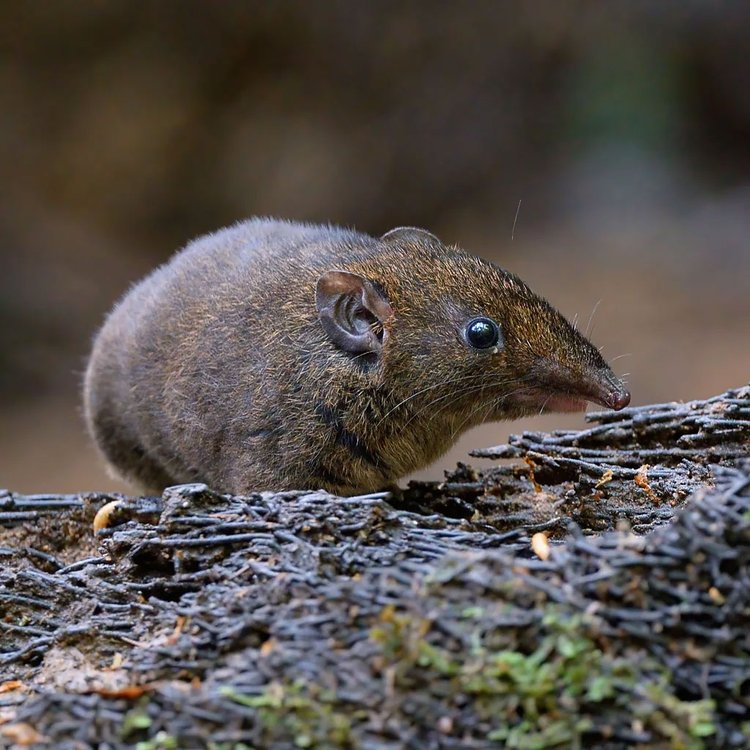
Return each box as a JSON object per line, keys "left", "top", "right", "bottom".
{"left": 84, "top": 218, "right": 629, "bottom": 495}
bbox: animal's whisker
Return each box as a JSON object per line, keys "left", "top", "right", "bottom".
{"left": 436, "top": 379, "right": 539, "bottom": 439}
{"left": 448, "top": 383, "right": 536, "bottom": 440}
{"left": 585, "top": 299, "right": 602, "bottom": 337}
{"left": 610, "top": 353, "right": 632, "bottom": 363}
{"left": 400, "top": 376, "right": 527, "bottom": 433}
{"left": 538, "top": 393, "right": 553, "bottom": 416}
{"left": 376, "top": 372, "right": 501, "bottom": 426}
{"left": 397, "top": 374, "right": 531, "bottom": 434}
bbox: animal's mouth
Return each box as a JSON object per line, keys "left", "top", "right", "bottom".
{"left": 512, "top": 388, "right": 590, "bottom": 414}
{"left": 541, "top": 392, "right": 591, "bottom": 413}
{"left": 511, "top": 373, "right": 631, "bottom": 414}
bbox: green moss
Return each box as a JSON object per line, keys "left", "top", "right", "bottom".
{"left": 134, "top": 731, "right": 178, "bottom": 750}
{"left": 120, "top": 701, "right": 152, "bottom": 739}
{"left": 370, "top": 604, "right": 715, "bottom": 749}
{"left": 219, "top": 681, "right": 358, "bottom": 749}
{"left": 120, "top": 700, "right": 180, "bottom": 749}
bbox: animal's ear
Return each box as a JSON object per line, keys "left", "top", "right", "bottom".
{"left": 316, "top": 270, "right": 393, "bottom": 354}
{"left": 381, "top": 226, "right": 442, "bottom": 247}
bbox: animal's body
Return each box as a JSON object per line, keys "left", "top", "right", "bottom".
{"left": 84, "top": 218, "right": 629, "bottom": 495}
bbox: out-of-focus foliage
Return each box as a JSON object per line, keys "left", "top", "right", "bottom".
{"left": 1, "top": 2, "right": 749, "bottom": 491}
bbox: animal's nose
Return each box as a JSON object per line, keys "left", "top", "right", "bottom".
{"left": 589, "top": 370, "right": 631, "bottom": 411}
{"left": 607, "top": 388, "right": 631, "bottom": 411}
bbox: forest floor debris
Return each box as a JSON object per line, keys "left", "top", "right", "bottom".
{"left": 1, "top": 385, "right": 749, "bottom": 748}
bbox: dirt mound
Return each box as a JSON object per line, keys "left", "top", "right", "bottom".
{"left": 1, "top": 386, "right": 749, "bottom": 748}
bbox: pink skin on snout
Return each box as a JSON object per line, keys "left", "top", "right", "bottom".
{"left": 512, "top": 378, "right": 631, "bottom": 414}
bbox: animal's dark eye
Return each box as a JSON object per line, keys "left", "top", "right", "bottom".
{"left": 465, "top": 317, "right": 501, "bottom": 350}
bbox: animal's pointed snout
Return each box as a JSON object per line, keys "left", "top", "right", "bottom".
{"left": 590, "top": 370, "right": 631, "bottom": 411}
{"left": 601, "top": 386, "right": 631, "bottom": 410}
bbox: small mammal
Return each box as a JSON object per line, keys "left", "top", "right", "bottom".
{"left": 84, "top": 218, "right": 630, "bottom": 495}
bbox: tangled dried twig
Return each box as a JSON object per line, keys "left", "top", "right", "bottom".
{"left": 1, "top": 386, "right": 748, "bottom": 749}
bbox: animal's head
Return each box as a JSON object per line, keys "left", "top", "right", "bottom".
{"left": 315, "top": 227, "right": 629, "bottom": 429}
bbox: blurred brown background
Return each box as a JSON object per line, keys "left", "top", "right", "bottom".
{"left": 1, "top": 2, "right": 749, "bottom": 494}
